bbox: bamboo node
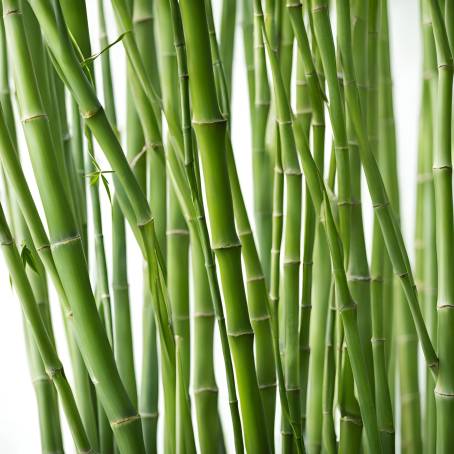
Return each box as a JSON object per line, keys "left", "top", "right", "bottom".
{"left": 347, "top": 274, "right": 371, "bottom": 282}
{"left": 339, "top": 304, "right": 356, "bottom": 313}
{"left": 51, "top": 234, "right": 81, "bottom": 249}
{"left": 237, "top": 229, "right": 252, "bottom": 237}
{"left": 227, "top": 328, "right": 254, "bottom": 338}
{"left": 212, "top": 240, "right": 241, "bottom": 252}
{"left": 312, "top": 5, "right": 328, "bottom": 13}
{"left": 32, "top": 374, "right": 51, "bottom": 384}
{"left": 334, "top": 145, "right": 349, "bottom": 151}
{"left": 246, "top": 274, "right": 265, "bottom": 283}
{"left": 22, "top": 113, "right": 48, "bottom": 123}
{"left": 285, "top": 386, "right": 301, "bottom": 392}
{"left": 193, "top": 386, "right": 218, "bottom": 394}
{"left": 133, "top": 15, "right": 154, "bottom": 25}
{"left": 4, "top": 9, "right": 21, "bottom": 16}
{"left": 111, "top": 414, "right": 141, "bottom": 427}
{"left": 283, "top": 257, "right": 301, "bottom": 265}
{"left": 340, "top": 415, "right": 363, "bottom": 426}
{"left": 371, "top": 337, "right": 386, "bottom": 344}
{"left": 276, "top": 119, "right": 292, "bottom": 126}
{"left": 286, "top": 2, "right": 302, "bottom": 10}
{"left": 46, "top": 365, "right": 63, "bottom": 379}
{"left": 137, "top": 216, "right": 154, "bottom": 228}
{"left": 192, "top": 118, "right": 227, "bottom": 126}
{"left": 82, "top": 106, "right": 102, "bottom": 119}
{"left": 372, "top": 200, "right": 390, "bottom": 210}
{"left": 166, "top": 228, "right": 189, "bottom": 236}
{"left": 193, "top": 311, "right": 215, "bottom": 318}
{"left": 250, "top": 314, "right": 271, "bottom": 322}
{"left": 433, "top": 164, "right": 452, "bottom": 172}
{"left": 437, "top": 303, "right": 454, "bottom": 310}
{"left": 259, "top": 382, "right": 277, "bottom": 390}
{"left": 0, "top": 239, "right": 13, "bottom": 246}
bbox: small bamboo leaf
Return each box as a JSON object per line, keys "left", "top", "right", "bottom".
{"left": 101, "top": 174, "right": 112, "bottom": 204}
{"left": 82, "top": 31, "right": 130, "bottom": 67}
{"left": 89, "top": 172, "right": 100, "bottom": 186}
{"left": 20, "top": 244, "right": 37, "bottom": 273}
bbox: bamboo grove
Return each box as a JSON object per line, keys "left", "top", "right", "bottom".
{"left": 0, "top": 0, "right": 450, "bottom": 453}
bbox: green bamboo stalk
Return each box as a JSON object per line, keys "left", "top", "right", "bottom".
{"left": 251, "top": 0, "right": 273, "bottom": 287}
{"left": 322, "top": 281, "right": 336, "bottom": 454}
{"left": 418, "top": 3, "right": 438, "bottom": 452}
{"left": 97, "top": 0, "right": 138, "bottom": 407}
{"left": 126, "top": 1, "right": 174, "bottom": 449}
{"left": 178, "top": 2, "right": 271, "bottom": 452}
{"left": 206, "top": 2, "right": 286, "bottom": 449}
{"left": 295, "top": 60, "right": 313, "bottom": 436}
{"left": 124, "top": 1, "right": 176, "bottom": 450}
{"left": 191, "top": 222, "right": 226, "bottom": 453}
{"left": 219, "top": 0, "right": 236, "bottom": 98}
{"left": 286, "top": 1, "right": 327, "bottom": 446}
{"left": 163, "top": 9, "right": 244, "bottom": 438}
{"left": 376, "top": 3, "right": 420, "bottom": 453}
{"left": 0, "top": 201, "right": 91, "bottom": 452}
{"left": 427, "top": 2, "right": 454, "bottom": 453}
{"left": 119, "top": 2, "right": 159, "bottom": 449}
{"left": 155, "top": 0, "right": 190, "bottom": 385}
{"left": 241, "top": 0, "right": 255, "bottom": 122}
{"left": 366, "top": 2, "right": 395, "bottom": 451}
{"left": 307, "top": 223, "right": 332, "bottom": 454}
{"left": 155, "top": 1, "right": 191, "bottom": 450}
{"left": 57, "top": 5, "right": 115, "bottom": 448}
{"left": 339, "top": 0, "right": 371, "bottom": 450}
{"left": 6, "top": 3, "right": 146, "bottom": 451}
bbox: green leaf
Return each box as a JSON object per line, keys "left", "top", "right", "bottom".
{"left": 82, "top": 31, "right": 131, "bottom": 67}
{"left": 20, "top": 244, "right": 37, "bottom": 273}
{"left": 101, "top": 174, "right": 112, "bottom": 204}
{"left": 90, "top": 172, "right": 100, "bottom": 186}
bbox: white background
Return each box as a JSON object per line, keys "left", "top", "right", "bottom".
{"left": 0, "top": 1, "right": 421, "bottom": 452}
